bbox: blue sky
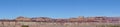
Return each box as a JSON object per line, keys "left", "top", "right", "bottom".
{"left": 0, "top": 0, "right": 120, "bottom": 19}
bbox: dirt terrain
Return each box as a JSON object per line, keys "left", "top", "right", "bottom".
{"left": 0, "top": 22, "right": 120, "bottom": 27}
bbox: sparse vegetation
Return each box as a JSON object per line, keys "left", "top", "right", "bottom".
{"left": 108, "top": 25, "right": 120, "bottom": 27}
{"left": 98, "top": 25, "right": 120, "bottom": 27}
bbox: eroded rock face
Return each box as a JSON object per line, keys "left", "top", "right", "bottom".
{"left": 69, "top": 18, "right": 78, "bottom": 22}
{"left": 31, "top": 17, "right": 53, "bottom": 22}
{"left": 16, "top": 16, "right": 32, "bottom": 22}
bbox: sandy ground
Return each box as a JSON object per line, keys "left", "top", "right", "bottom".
{"left": 0, "top": 22, "right": 120, "bottom": 27}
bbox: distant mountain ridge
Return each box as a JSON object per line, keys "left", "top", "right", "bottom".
{"left": 0, "top": 16, "right": 120, "bottom": 23}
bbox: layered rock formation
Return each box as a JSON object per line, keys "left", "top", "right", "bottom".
{"left": 0, "top": 16, "right": 120, "bottom": 23}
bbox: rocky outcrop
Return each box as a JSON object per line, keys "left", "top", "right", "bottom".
{"left": 16, "top": 16, "right": 32, "bottom": 22}
{"left": 31, "top": 17, "right": 52, "bottom": 22}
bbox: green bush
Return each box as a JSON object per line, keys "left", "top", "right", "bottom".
{"left": 22, "top": 25, "right": 29, "bottom": 27}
